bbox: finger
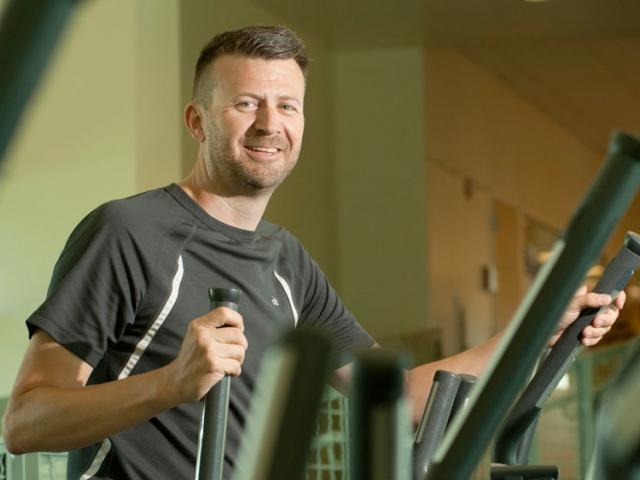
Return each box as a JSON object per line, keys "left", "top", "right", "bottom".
{"left": 581, "top": 336, "right": 601, "bottom": 347}
{"left": 580, "top": 292, "right": 612, "bottom": 309}
{"left": 582, "top": 325, "right": 611, "bottom": 339}
{"left": 564, "top": 286, "right": 601, "bottom": 314}
{"left": 203, "top": 308, "right": 244, "bottom": 329}
{"left": 592, "top": 304, "right": 620, "bottom": 328}
{"left": 214, "top": 327, "right": 249, "bottom": 349}
{"left": 217, "top": 358, "right": 243, "bottom": 377}
{"left": 615, "top": 290, "right": 627, "bottom": 309}
{"left": 213, "top": 343, "right": 247, "bottom": 359}
{"left": 214, "top": 343, "right": 247, "bottom": 363}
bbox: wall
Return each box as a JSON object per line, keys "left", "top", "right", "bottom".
{"left": 425, "top": 47, "right": 602, "bottom": 230}
{"left": 134, "top": 0, "right": 183, "bottom": 192}
{"left": 334, "top": 47, "right": 429, "bottom": 340}
{"left": 424, "top": 47, "right": 640, "bottom": 355}
{"left": 426, "top": 162, "right": 495, "bottom": 355}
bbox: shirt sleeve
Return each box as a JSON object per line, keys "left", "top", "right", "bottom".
{"left": 293, "top": 241, "right": 375, "bottom": 368}
{"left": 26, "top": 202, "right": 152, "bottom": 367}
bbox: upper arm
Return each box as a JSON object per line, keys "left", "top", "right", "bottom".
{"left": 10, "top": 329, "right": 94, "bottom": 399}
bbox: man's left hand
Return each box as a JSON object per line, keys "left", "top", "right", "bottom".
{"left": 550, "top": 285, "right": 626, "bottom": 347}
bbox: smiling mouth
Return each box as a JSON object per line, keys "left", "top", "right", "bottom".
{"left": 245, "top": 145, "right": 281, "bottom": 154}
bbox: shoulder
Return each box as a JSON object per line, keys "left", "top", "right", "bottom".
{"left": 259, "top": 221, "right": 321, "bottom": 285}
{"left": 73, "top": 187, "right": 183, "bottom": 238}
{"left": 259, "top": 220, "right": 308, "bottom": 259}
{"left": 94, "top": 187, "right": 176, "bottom": 227}
{"left": 60, "top": 187, "right": 190, "bottom": 260}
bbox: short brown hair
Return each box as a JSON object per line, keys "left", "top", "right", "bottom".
{"left": 193, "top": 25, "right": 309, "bottom": 105}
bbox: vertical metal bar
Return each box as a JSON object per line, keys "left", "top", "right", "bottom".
{"left": 196, "top": 288, "right": 241, "bottom": 480}
{"left": 576, "top": 355, "right": 594, "bottom": 479}
{"left": 23, "top": 454, "right": 38, "bottom": 480}
{"left": 344, "top": 392, "right": 352, "bottom": 480}
{"left": 350, "top": 349, "right": 410, "bottom": 480}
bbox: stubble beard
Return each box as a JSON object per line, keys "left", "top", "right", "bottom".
{"left": 206, "top": 126, "right": 299, "bottom": 196}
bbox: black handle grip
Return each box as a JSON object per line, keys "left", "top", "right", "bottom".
{"left": 195, "top": 288, "right": 241, "bottom": 480}
{"left": 446, "top": 374, "right": 477, "bottom": 431}
{"left": 494, "top": 232, "right": 640, "bottom": 465}
{"left": 413, "top": 370, "right": 462, "bottom": 479}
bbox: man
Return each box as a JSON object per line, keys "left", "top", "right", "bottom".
{"left": 2, "top": 26, "right": 623, "bottom": 480}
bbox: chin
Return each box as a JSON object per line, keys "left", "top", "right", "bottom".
{"left": 242, "top": 166, "right": 292, "bottom": 190}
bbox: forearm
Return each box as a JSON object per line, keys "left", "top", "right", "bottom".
{"left": 3, "top": 366, "right": 175, "bottom": 454}
{"left": 406, "top": 331, "right": 503, "bottom": 424}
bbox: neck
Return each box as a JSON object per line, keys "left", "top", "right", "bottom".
{"left": 179, "top": 163, "right": 272, "bottom": 231}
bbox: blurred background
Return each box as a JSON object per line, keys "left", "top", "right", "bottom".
{"left": 1, "top": 0, "right": 639, "bottom": 478}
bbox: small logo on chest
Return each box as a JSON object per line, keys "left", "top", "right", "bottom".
{"left": 271, "top": 296, "right": 280, "bottom": 306}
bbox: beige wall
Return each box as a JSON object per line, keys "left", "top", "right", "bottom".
{"left": 135, "top": 0, "right": 183, "bottom": 192}
{"left": 425, "top": 47, "right": 602, "bottom": 230}
{"left": 424, "top": 47, "right": 640, "bottom": 354}
{"left": 426, "top": 162, "right": 494, "bottom": 355}
{"left": 334, "top": 47, "right": 429, "bottom": 339}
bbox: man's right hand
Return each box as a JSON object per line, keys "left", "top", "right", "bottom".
{"left": 163, "top": 307, "right": 248, "bottom": 404}
{"left": 2, "top": 309, "right": 248, "bottom": 454}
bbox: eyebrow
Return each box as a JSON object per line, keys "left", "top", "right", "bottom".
{"left": 234, "top": 93, "right": 302, "bottom": 106}
{"left": 279, "top": 95, "right": 303, "bottom": 106}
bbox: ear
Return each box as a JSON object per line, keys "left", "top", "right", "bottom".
{"left": 184, "top": 102, "right": 206, "bottom": 143}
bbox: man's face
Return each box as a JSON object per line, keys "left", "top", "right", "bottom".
{"left": 201, "top": 54, "right": 305, "bottom": 194}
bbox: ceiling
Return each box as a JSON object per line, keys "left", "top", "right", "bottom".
{"left": 252, "top": 0, "right": 640, "bottom": 152}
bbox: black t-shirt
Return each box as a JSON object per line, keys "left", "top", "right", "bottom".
{"left": 26, "top": 184, "right": 374, "bottom": 480}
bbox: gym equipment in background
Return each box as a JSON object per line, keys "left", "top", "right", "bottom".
{"left": 427, "top": 130, "right": 640, "bottom": 480}
{"left": 195, "top": 288, "right": 241, "bottom": 480}
{"left": 412, "top": 370, "right": 461, "bottom": 479}
{"left": 446, "top": 373, "right": 477, "bottom": 431}
{"left": 412, "top": 232, "right": 639, "bottom": 479}
{"left": 493, "top": 231, "right": 640, "bottom": 467}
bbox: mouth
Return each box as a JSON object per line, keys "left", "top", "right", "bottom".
{"left": 242, "top": 143, "right": 286, "bottom": 162}
{"left": 244, "top": 145, "right": 282, "bottom": 154}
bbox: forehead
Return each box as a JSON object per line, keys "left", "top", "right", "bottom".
{"left": 209, "top": 54, "right": 305, "bottom": 100}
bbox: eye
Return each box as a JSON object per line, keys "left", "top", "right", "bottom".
{"left": 281, "top": 103, "right": 298, "bottom": 113}
{"left": 236, "top": 101, "right": 258, "bottom": 112}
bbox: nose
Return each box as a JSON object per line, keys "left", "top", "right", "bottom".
{"left": 253, "top": 104, "right": 280, "bottom": 135}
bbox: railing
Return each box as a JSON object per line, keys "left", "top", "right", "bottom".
{"left": 307, "top": 387, "right": 351, "bottom": 479}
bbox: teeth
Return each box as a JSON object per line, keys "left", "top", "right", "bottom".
{"left": 247, "top": 146, "right": 278, "bottom": 153}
